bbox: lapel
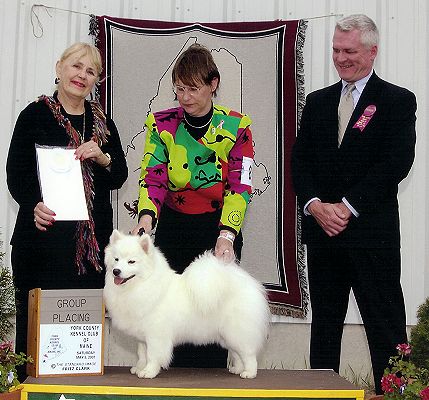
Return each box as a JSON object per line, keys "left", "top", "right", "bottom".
{"left": 339, "top": 73, "right": 382, "bottom": 149}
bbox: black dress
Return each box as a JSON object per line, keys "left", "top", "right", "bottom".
{"left": 6, "top": 96, "right": 128, "bottom": 378}
{"left": 153, "top": 109, "right": 243, "bottom": 368}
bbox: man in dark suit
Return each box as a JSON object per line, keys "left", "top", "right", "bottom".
{"left": 291, "top": 14, "right": 416, "bottom": 394}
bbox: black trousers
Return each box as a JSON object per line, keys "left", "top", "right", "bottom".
{"left": 12, "top": 244, "right": 105, "bottom": 381}
{"left": 307, "top": 246, "right": 407, "bottom": 395}
{"left": 154, "top": 205, "right": 243, "bottom": 368}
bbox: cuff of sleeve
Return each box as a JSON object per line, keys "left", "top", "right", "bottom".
{"left": 342, "top": 197, "right": 359, "bottom": 217}
{"left": 303, "top": 197, "right": 321, "bottom": 216}
{"left": 219, "top": 225, "right": 238, "bottom": 236}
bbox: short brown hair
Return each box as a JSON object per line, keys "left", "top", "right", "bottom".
{"left": 172, "top": 43, "right": 220, "bottom": 96}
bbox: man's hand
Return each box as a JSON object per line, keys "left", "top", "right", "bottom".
{"left": 308, "top": 200, "right": 350, "bottom": 237}
{"left": 334, "top": 201, "right": 353, "bottom": 220}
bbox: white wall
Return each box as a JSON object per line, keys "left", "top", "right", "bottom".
{"left": 1, "top": 0, "right": 428, "bottom": 387}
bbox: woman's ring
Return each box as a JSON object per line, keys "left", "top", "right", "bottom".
{"left": 90, "top": 148, "right": 93, "bottom": 152}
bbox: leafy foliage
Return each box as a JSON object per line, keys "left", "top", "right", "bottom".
{"left": 0, "top": 232, "right": 32, "bottom": 392}
{"left": 0, "top": 263, "right": 16, "bottom": 341}
{"left": 0, "top": 341, "right": 32, "bottom": 393}
{"left": 382, "top": 344, "right": 429, "bottom": 400}
{"left": 410, "top": 298, "right": 429, "bottom": 370}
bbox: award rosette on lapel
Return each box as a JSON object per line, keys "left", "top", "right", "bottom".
{"left": 353, "top": 105, "right": 376, "bottom": 132}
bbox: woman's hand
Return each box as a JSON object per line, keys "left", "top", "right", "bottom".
{"left": 74, "top": 139, "right": 110, "bottom": 167}
{"left": 34, "top": 202, "right": 55, "bottom": 231}
{"left": 215, "top": 231, "right": 236, "bottom": 263}
{"left": 131, "top": 214, "right": 153, "bottom": 236}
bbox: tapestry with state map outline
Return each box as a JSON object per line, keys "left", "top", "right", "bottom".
{"left": 90, "top": 16, "right": 308, "bottom": 317}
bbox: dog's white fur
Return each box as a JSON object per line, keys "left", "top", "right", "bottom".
{"left": 103, "top": 230, "right": 270, "bottom": 379}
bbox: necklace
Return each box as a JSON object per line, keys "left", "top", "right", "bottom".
{"left": 183, "top": 111, "right": 213, "bottom": 129}
{"left": 77, "top": 111, "right": 86, "bottom": 143}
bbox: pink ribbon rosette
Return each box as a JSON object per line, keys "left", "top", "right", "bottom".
{"left": 353, "top": 104, "right": 376, "bottom": 132}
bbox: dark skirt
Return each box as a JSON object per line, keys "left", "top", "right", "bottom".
{"left": 11, "top": 240, "right": 105, "bottom": 381}
{"left": 154, "top": 205, "right": 243, "bottom": 368}
{"left": 154, "top": 205, "right": 243, "bottom": 273}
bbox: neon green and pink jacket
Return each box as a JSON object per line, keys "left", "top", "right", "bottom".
{"left": 137, "top": 104, "right": 253, "bottom": 234}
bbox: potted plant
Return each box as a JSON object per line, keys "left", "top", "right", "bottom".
{"left": 381, "top": 298, "right": 429, "bottom": 400}
{"left": 0, "top": 239, "right": 32, "bottom": 398}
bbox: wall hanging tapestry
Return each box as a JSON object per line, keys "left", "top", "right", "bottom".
{"left": 91, "top": 16, "right": 308, "bottom": 317}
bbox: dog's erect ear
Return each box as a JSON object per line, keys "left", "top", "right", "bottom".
{"left": 109, "top": 229, "right": 122, "bottom": 244}
{"left": 139, "top": 233, "right": 153, "bottom": 255}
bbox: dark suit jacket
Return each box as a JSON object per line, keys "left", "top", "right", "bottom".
{"left": 291, "top": 72, "right": 416, "bottom": 248}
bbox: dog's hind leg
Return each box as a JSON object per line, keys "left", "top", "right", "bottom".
{"left": 238, "top": 354, "right": 258, "bottom": 379}
{"left": 131, "top": 342, "right": 147, "bottom": 375}
{"left": 227, "top": 350, "right": 244, "bottom": 375}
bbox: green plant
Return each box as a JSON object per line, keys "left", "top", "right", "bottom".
{"left": 410, "top": 298, "right": 429, "bottom": 370}
{"left": 0, "top": 265, "right": 15, "bottom": 342}
{"left": 0, "top": 234, "right": 32, "bottom": 392}
{"left": 0, "top": 340, "right": 32, "bottom": 392}
{"left": 342, "top": 364, "right": 375, "bottom": 395}
{"left": 382, "top": 344, "right": 429, "bottom": 400}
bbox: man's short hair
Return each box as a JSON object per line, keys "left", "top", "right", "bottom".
{"left": 336, "top": 14, "right": 379, "bottom": 48}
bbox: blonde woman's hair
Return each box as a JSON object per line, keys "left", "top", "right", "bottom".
{"left": 59, "top": 42, "right": 103, "bottom": 78}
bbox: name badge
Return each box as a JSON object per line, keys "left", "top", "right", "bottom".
{"left": 240, "top": 156, "right": 253, "bottom": 186}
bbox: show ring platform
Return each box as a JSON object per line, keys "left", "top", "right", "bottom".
{"left": 21, "top": 366, "right": 365, "bottom": 400}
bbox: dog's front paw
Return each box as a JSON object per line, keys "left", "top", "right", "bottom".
{"left": 240, "top": 369, "right": 257, "bottom": 379}
{"left": 131, "top": 359, "right": 147, "bottom": 375}
{"left": 228, "top": 364, "right": 243, "bottom": 375}
{"left": 136, "top": 363, "right": 161, "bottom": 379}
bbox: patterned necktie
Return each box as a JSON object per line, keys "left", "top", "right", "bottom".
{"left": 338, "top": 83, "right": 356, "bottom": 146}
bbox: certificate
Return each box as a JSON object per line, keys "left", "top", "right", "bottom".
{"left": 36, "top": 146, "right": 89, "bottom": 220}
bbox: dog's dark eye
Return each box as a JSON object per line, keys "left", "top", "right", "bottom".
{"left": 128, "top": 260, "right": 135, "bottom": 264}
{"left": 114, "top": 257, "right": 119, "bottom": 262}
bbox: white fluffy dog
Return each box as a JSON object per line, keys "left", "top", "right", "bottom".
{"left": 103, "top": 230, "right": 270, "bottom": 379}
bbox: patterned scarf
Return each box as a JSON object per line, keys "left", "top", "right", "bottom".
{"left": 39, "top": 93, "right": 110, "bottom": 274}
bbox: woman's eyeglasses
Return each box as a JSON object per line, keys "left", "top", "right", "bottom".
{"left": 173, "top": 84, "right": 203, "bottom": 97}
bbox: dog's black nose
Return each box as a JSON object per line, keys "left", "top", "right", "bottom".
{"left": 113, "top": 268, "right": 121, "bottom": 277}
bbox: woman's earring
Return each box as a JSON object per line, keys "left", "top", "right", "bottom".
{"left": 55, "top": 77, "right": 60, "bottom": 84}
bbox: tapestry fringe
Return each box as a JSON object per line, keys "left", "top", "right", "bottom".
{"left": 88, "top": 14, "right": 101, "bottom": 102}
{"left": 275, "top": 19, "right": 310, "bottom": 319}
{"left": 296, "top": 20, "right": 310, "bottom": 317}
{"left": 295, "top": 20, "right": 310, "bottom": 318}
{"left": 89, "top": 14, "right": 100, "bottom": 45}
{"left": 296, "top": 19, "right": 308, "bottom": 132}
{"left": 269, "top": 303, "right": 304, "bottom": 319}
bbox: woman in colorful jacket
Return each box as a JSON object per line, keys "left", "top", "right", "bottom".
{"left": 132, "top": 43, "right": 254, "bottom": 368}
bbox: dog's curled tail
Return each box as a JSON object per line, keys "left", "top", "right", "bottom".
{"left": 182, "top": 251, "right": 238, "bottom": 314}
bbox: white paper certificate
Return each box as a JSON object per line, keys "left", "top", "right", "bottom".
{"left": 36, "top": 146, "right": 89, "bottom": 220}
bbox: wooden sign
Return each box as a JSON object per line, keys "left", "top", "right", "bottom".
{"left": 27, "top": 288, "right": 104, "bottom": 377}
